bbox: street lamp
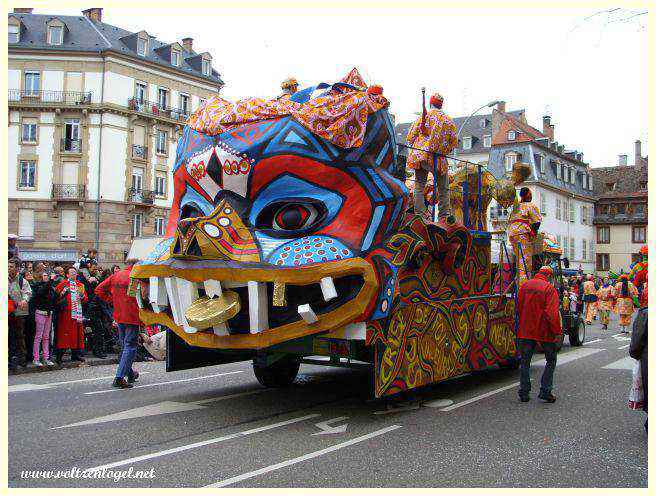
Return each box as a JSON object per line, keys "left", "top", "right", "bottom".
{"left": 457, "top": 100, "right": 503, "bottom": 139}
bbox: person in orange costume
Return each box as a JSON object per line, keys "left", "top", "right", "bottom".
{"left": 582, "top": 274, "right": 598, "bottom": 324}
{"left": 614, "top": 274, "right": 638, "bottom": 333}
{"left": 405, "top": 93, "right": 457, "bottom": 220}
{"left": 279, "top": 77, "right": 299, "bottom": 100}
{"left": 508, "top": 187, "right": 542, "bottom": 287}
{"left": 596, "top": 278, "right": 614, "bottom": 330}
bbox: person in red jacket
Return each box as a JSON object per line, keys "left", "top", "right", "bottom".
{"left": 517, "top": 266, "right": 562, "bottom": 403}
{"left": 95, "top": 259, "right": 142, "bottom": 389}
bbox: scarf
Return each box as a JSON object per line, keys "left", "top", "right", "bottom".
{"left": 68, "top": 279, "right": 84, "bottom": 322}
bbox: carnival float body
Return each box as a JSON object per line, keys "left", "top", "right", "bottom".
{"left": 129, "top": 69, "right": 517, "bottom": 398}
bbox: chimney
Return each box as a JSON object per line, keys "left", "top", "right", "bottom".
{"left": 635, "top": 140, "right": 642, "bottom": 166}
{"left": 182, "top": 37, "right": 193, "bottom": 52}
{"left": 542, "top": 115, "right": 554, "bottom": 141}
{"left": 618, "top": 154, "right": 628, "bottom": 166}
{"left": 82, "top": 8, "right": 102, "bottom": 22}
{"left": 14, "top": 7, "right": 33, "bottom": 13}
{"left": 496, "top": 101, "right": 506, "bottom": 113}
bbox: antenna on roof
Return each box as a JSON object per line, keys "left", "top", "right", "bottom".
{"left": 544, "top": 104, "right": 552, "bottom": 118}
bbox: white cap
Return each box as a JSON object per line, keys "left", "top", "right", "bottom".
{"left": 8, "top": 234, "right": 18, "bottom": 239}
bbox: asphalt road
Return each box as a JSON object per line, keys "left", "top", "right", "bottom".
{"left": 8, "top": 312, "right": 647, "bottom": 488}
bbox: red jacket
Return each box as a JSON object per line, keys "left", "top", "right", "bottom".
{"left": 518, "top": 273, "right": 562, "bottom": 342}
{"left": 95, "top": 267, "right": 142, "bottom": 325}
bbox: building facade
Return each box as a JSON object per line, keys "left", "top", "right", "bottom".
{"left": 8, "top": 7, "right": 223, "bottom": 264}
{"left": 591, "top": 141, "right": 648, "bottom": 277}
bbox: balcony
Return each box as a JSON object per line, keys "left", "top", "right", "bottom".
{"left": 61, "top": 138, "right": 81, "bottom": 153}
{"left": 9, "top": 90, "right": 92, "bottom": 105}
{"left": 52, "top": 184, "right": 86, "bottom": 201}
{"left": 128, "top": 98, "right": 190, "bottom": 122}
{"left": 127, "top": 188, "right": 155, "bottom": 205}
{"left": 132, "top": 145, "right": 148, "bottom": 160}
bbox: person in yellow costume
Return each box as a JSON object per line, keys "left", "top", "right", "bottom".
{"left": 279, "top": 77, "right": 299, "bottom": 100}
{"left": 406, "top": 93, "right": 457, "bottom": 220}
{"left": 614, "top": 274, "right": 638, "bottom": 333}
{"left": 582, "top": 274, "right": 598, "bottom": 324}
{"left": 596, "top": 278, "right": 614, "bottom": 330}
{"left": 508, "top": 187, "right": 542, "bottom": 287}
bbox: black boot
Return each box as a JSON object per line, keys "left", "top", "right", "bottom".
{"left": 112, "top": 377, "right": 133, "bottom": 389}
{"left": 54, "top": 350, "right": 64, "bottom": 365}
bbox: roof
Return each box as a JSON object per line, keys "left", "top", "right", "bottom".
{"left": 590, "top": 163, "right": 648, "bottom": 199}
{"left": 8, "top": 13, "right": 223, "bottom": 86}
{"left": 492, "top": 111, "right": 545, "bottom": 146}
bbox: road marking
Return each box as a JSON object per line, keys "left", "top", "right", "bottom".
{"left": 373, "top": 404, "right": 420, "bottom": 415}
{"left": 84, "top": 371, "right": 242, "bottom": 395}
{"left": 312, "top": 417, "right": 349, "bottom": 435}
{"left": 440, "top": 383, "right": 520, "bottom": 411}
{"left": 603, "top": 356, "right": 636, "bottom": 370}
{"left": 618, "top": 344, "right": 630, "bottom": 350}
{"left": 9, "top": 373, "right": 152, "bottom": 393}
{"left": 193, "top": 388, "right": 266, "bottom": 405}
{"left": 584, "top": 338, "right": 602, "bottom": 345}
{"left": 206, "top": 425, "right": 402, "bottom": 488}
{"left": 423, "top": 398, "right": 454, "bottom": 408}
{"left": 84, "top": 413, "right": 321, "bottom": 473}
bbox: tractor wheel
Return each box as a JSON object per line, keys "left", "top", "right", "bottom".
{"left": 253, "top": 356, "right": 300, "bottom": 388}
{"left": 569, "top": 319, "right": 586, "bottom": 347}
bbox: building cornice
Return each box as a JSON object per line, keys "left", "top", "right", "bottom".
{"left": 523, "top": 180, "right": 596, "bottom": 202}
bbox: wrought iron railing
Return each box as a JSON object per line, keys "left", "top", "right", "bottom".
{"left": 127, "top": 188, "right": 155, "bottom": 205}
{"left": 52, "top": 184, "right": 86, "bottom": 201}
{"left": 61, "top": 138, "right": 81, "bottom": 153}
{"left": 9, "top": 90, "right": 92, "bottom": 104}
{"left": 132, "top": 144, "right": 148, "bottom": 160}
{"left": 127, "top": 98, "right": 189, "bottom": 121}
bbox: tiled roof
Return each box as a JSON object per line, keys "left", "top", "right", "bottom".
{"left": 590, "top": 163, "right": 648, "bottom": 198}
{"left": 8, "top": 13, "right": 223, "bottom": 86}
{"left": 492, "top": 111, "right": 545, "bottom": 146}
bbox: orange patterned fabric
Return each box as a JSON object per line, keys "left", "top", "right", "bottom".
{"left": 340, "top": 67, "right": 367, "bottom": 89}
{"left": 406, "top": 109, "right": 458, "bottom": 175}
{"left": 186, "top": 76, "right": 388, "bottom": 149}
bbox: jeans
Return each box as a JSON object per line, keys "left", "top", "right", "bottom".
{"left": 518, "top": 338, "right": 558, "bottom": 397}
{"left": 115, "top": 324, "right": 139, "bottom": 380}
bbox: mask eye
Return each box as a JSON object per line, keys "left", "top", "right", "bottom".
{"left": 256, "top": 200, "right": 326, "bottom": 236}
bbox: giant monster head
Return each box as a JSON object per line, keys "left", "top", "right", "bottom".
{"left": 130, "top": 69, "right": 410, "bottom": 349}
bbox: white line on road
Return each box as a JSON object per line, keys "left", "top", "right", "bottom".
{"left": 206, "top": 425, "right": 402, "bottom": 488}
{"left": 439, "top": 383, "right": 520, "bottom": 411}
{"left": 584, "top": 338, "right": 602, "bottom": 345}
{"left": 9, "top": 373, "right": 152, "bottom": 392}
{"left": 84, "top": 413, "right": 321, "bottom": 473}
{"left": 84, "top": 371, "right": 242, "bottom": 395}
{"left": 618, "top": 344, "right": 630, "bottom": 350}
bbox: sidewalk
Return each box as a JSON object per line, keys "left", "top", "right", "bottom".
{"left": 9, "top": 353, "right": 120, "bottom": 376}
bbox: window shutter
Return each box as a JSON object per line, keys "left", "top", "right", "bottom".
{"left": 60, "top": 210, "right": 77, "bottom": 240}
{"left": 18, "top": 209, "right": 34, "bottom": 239}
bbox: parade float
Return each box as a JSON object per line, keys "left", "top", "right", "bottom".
{"left": 128, "top": 69, "right": 518, "bottom": 398}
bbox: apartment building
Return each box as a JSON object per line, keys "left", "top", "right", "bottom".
{"left": 8, "top": 7, "right": 223, "bottom": 264}
{"left": 591, "top": 140, "right": 648, "bottom": 277}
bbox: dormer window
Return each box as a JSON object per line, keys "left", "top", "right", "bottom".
{"left": 171, "top": 50, "right": 180, "bottom": 66}
{"left": 202, "top": 58, "right": 211, "bottom": 76}
{"left": 137, "top": 37, "right": 148, "bottom": 56}
{"left": 9, "top": 23, "right": 20, "bottom": 43}
{"left": 479, "top": 118, "right": 487, "bottom": 128}
{"left": 462, "top": 136, "right": 472, "bottom": 150}
{"left": 504, "top": 152, "right": 518, "bottom": 172}
{"left": 507, "top": 130, "right": 516, "bottom": 141}
{"left": 48, "top": 25, "right": 63, "bottom": 45}
{"left": 483, "top": 135, "right": 491, "bottom": 148}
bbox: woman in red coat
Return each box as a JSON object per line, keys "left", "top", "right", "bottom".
{"left": 54, "top": 267, "right": 87, "bottom": 364}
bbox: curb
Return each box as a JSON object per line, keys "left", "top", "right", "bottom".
{"left": 9, "top": 356, "right": 119, "bottom": 376}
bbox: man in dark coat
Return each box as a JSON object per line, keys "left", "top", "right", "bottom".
{"left": 77, "top": 261, "right": 107, "bottom": 358}
{"left": 517, "top": 266, "right": 562, "bottom": 403}
{"left": 630, "top": 307, "right": 648, "bottom": 432}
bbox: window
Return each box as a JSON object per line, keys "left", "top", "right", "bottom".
{"left": 483, "top": 135, "right": 491, "bottom": 148}
{"left": 540, "top": 193, "right": 546, "bottom": 215}
{"left": 597, "top": 226, "right": 610, "bottom": 244}
{"left": 507, "top": 130, "right": 516, "bottom": 141}
{"left": 504, "top": 153, "right": 517, "bottom": 172}
{"left": 131, "top": 167, "right": 143, "bottom": 192}
{"left": 555, "top": 198, "right": 562, "bottom": 220}
{"left": 9, "top": 23, "right": 19, "bottom": 43}
{"left": 63, "top": 119, "right": 80, "bottom": 152}
{"left": 202, "top": 58, "right": 211, "bottom": 76}
{"left": 462, "top": 136, "right": 472, "bottom": 150}
{"left": 137, "top": 37, "right": 148, "bottom": 56}
{"left": 596, "top": 254, "right": 610, "bottom": 271}
{"left": 24, "top": 71, "right": 40, "bottom": 95}
{"left": 19, "top": 160, "right": 37, "bottom": 189}
{"left": 634, "top": 203, "right": 645, "bottom": 216}
{"left": 156, "top": 130, "right": 167, "bottom": 155}
{"left": 582, "top": 239, "right": 587, "bottom": 261}
{"left": 157, "top": 88, "right": 168, "bottom": 109}
{"left": 132, "top": 213, "right": 143, "bottom": 238}
{"left": 155, "top": 217, "right": 166, "bottom": 236}
{"left": 18, "top": 209, "right": 34, "bottom": 239}
{"left": 616, "top": 203, "right": 626, "bottom": 215}
{"left": 562, "top": 236, "right": 568, "bottom": 256}
{"left": 171, "top": 50, "right": 180, "bottom": 66}
{"left": 632, "top": 226, "right": 646, "bottom": 244}
{"left": 60, "top": 210, "right": 77, "bottom": 241}
{"left": 571, "top": 169, "right": 577, "bottom": 185}
{"left": 48, "top": 26, "right": 63, "bottom": 45}
{"left": 479, "top": 118, "right": 486, "bottom": 128}
{"left": 198, "top": 98, "right": 207, "bottom": 109}
{"left": 569, "top": 201, "right": 575, "bottom": 223}
{"left": 582, "top": 173, "right": 587, "bottom": 190}
{"left": 179, "top": 93, "right": 189, "bottom": 115}
{"left": 588, "top": 175, "right": 593, "bottom": 190}
{"left": 21, "top": 119, "right": 37, "bottom": 143}
{"left": 154, "top": 175, "right": 167, "bottom": 196}
{"left": 569, "top": 237, "right": 575, "bottom": 260}
{"left": 597, "top": 204, "right": 609, "bottom": 216}
{"left": 534, "top": 154, "right": 544, "bottom": 174}
{"left": 580, "top": 206, "right": 587, "bottom": 225}
{"left": 135, "top": 82, "right": 147, "bottom": 104}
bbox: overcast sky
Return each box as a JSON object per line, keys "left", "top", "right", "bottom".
{"left": 47, "top": 4, "right": 648, "bottom": 168}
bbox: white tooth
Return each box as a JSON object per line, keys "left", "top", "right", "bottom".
{"left": 298, "top": 303, "right": 318, "bottom": 324}
{"left": 247, "top": 281, "right": 268, "bottom": 334}
{"left": 204, "top": 280, "right": 223, "bottom": 298}
{"left": 165, "top": 277, "right": 198, "bottom": 334}
{"left": 320, "top": 276, "right": 338, "bottom": 301}
{"left": 149, "top": 277, "right": 168, "bottom": 313}
{"left": 135, "top": 283, "right": 144, "bottom": 309}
